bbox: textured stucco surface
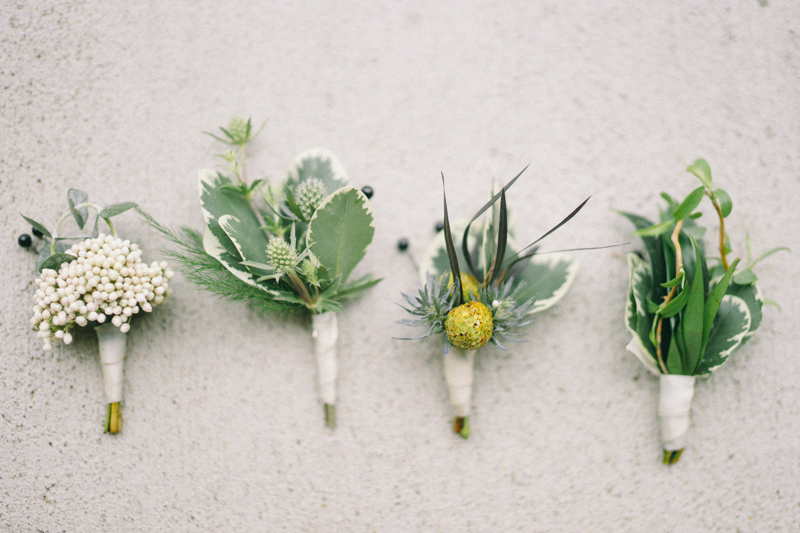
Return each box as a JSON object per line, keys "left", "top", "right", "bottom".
{"left": 1, "top": 1, "right": 799, "bottom": 531}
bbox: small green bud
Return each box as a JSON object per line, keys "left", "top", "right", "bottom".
{"left": 266, "top": 237, "right": 298, "bottom": 274}
{"left": 299, "top": 258, "right": 320, "bottom": 286}
{"left": 445, "top": 301, "right": 494, "bottom": 350}
{"left": 294, "top": 178, "right": 326, "bottom": 219}
{"left": 226, "top": 115, "right": 249, "bottom": 144}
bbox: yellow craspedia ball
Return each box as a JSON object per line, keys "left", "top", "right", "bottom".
{"left": 447, "top": 272, "right": 481, "bottom": 302}
{"left": 444, "top": 301, "right": 494, "bottom": 350}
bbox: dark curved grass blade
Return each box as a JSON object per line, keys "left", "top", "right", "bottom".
{"left": 461, "top": 165, "right": 528, "bottom": 277}
{"left": 490, "top": 188, "right": 508, "bottom": 284}
{"left": 442, "top": 172, "right": 463, "bottom": 307}
{"left": 501, "top": 196, "right": 591, "bottom": 270}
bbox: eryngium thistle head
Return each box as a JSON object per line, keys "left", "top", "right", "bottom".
{"left": 266, "top": 237, "right": 298, "bottom": 274}
{"left": 447, "top": 272, "right": 481, "bottom": 302}
{"left": 226, "top": 115, "right": 249, "bottom": 144}
{"left": 445, "top": 301, "right": 494, "bottom": 350}
{"left": 294, "top": 178, "right": 326, "bottom": 219}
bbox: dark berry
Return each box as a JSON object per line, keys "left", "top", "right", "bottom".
{"left": 435, "top": 221, "right": 444, "bottom": 233}
{"left": 361, "top": 185, "right": 374, "bottom": 199}
{"left": 18, "top": 234, "right": 32, "bottom": 248}
{"left": 31, "top": 226, "right": 44, "bottom": 238}
{"left": 397, "top": 238, "right": 409, "bottom": 252}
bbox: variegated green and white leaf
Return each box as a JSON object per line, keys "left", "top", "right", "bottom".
{"left": 417, "top": 219, "right": 479, "bottom": 284}
{"left": 726, "top": 281, "right": 763, "bottom": 343}
{"left": 627, "top": 253, "right": 658, "bottom": 364}
{"left": 626, "top": 335, "right": 662, "bottom": 376}
{"left": 285, "top": 148, "right": 349, "bottom": 194}
{"left": 198, "top": 169, "right": 261, "bottom": 260}
{"left": 511, "top": 253, "right": 578, "bottom": 315}
{"left": 307, "top": 187, "right": 375, "bottom": 284}
{"left": 218, "top": 214, "right": 272, "bottom": 278}
{"left": 695, "top": 294, "right": 751, "bottom": 375}
{"left": 203, "top": 227, "right": 261, "bottom": 288}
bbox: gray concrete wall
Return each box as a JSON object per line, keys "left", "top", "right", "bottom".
{"left": 1, "top": 1, "right": 798, "bottom": 531}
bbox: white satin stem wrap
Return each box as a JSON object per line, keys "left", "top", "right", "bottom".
{"left": 659, "top": 374, "right": 696, "bottom": 451}
{"left": 444, "top": 347, "right": 475, "bottom": 418}
{"left": 312, "top": 312, "right": 338, "bottom": 405}
{"left": 95, "top": 323, "right": 127, "bottom": 404}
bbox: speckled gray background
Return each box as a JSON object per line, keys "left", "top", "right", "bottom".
{"left": 1, "top": 1, "right": 799, "bottom": 531}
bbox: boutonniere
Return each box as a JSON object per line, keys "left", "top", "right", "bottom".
{"left": 20, "top": 191, "right": 172, "bottom": 434}
{"left": 399, "top": 168, "right": 594, "bottom": 438}
{"left": 147, "top": 116, "right": 379, "bottom": 427}
{"left": 619, "top": 159, "right": 788, "bottom": 463}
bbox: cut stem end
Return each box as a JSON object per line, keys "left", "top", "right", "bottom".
{"left": 452, "top": 416, "right": 470, "bottom": 439}
{"left": 662, "top": 449, "right": 683, "bottom": 465}
{"left": 324, "top": 403, "right": 336, "bottom": 428}
{"left": 105, "top": 402, "right": 122, "bottom": 434}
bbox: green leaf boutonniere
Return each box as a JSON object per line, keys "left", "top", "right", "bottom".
{"left": 619, "top": 158, "right": 789, "bottom": 464}
{"left": 147, "top": 116, "right": 380, "bottom": 427}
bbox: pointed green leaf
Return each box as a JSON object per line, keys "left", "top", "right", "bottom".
{"left": 732, "top": 267, "right": 757, "bottom": 285}
{"left": 700, "top": 258, "right": 740, "bottom": 356}
{"left": 440, "top": 175, "right": 463, "bottom": 306}
{"left": 68, "top": 189, "right": 89, "bottom": 228}
{"left": 672, "top": 186, "right": 705, "bottom": 220}
{"left": 714, "top": 188, "right": 732, "bottom": 217}
{"left": 284, "top": 185, "right": 306, "bottom": 220}
{"left": 100, "top": 202, "right": 138, "bottom": 218}
{"left": 680, "top": 238, "right": 706, "bottom": 373}
{"left": 68, "top": 198, "right": 85, "bottom": 230}
{"left": 659, "top": 284, "right": 690, "bottom": 318}
{"left": 633, "top": 220, "right": 674, "bottom": 237}
{"left": 490, "top": 188, "right": 508, "bottom": 284}
{"left": 307, "top": 187, "right": 375, "bottom": 285}
{"left": 751, "top": 246, "right": 790, "bottom": 268}
{"left": 21, "top": 215, "right": 52, "bottom": 239}
{"left": 218, "top": 214, "right": 272, "bottom": 276}
{"left": 695, "top": 295, "right": 751, "bottom": 375}
{"left": 660, "top": 271, "right": 684, "bottom": 289}
{"left": 616, "top": 210, "right": 668, "bottom": 303}
{"left": 665, "top": 336, "right": 683, "bottom": 375}
{"left": 198, "top": 169, "right": 261, "bottom": 261}
{"left": 687, "top": 159, "right": 712, "bottom": 189}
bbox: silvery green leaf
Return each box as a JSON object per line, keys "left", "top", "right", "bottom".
{"left": 307, "top": 187, "right": 374, "bottom": 284}
{"left": 202, "top": 227, "right": 261, "bottom": 288}
{"left": 35, "top": 246, "right": 52, "bottom": 274}
{"left": 511, "top": 253, "right": 578, "bottom": 315}
{"left": 714, "top": 188, "right": 732, "bottom": 217}
{"left": 285, "top": 148, "right": 349, "bottom": 193}
{"left": 695, "top": 295, "right": 751, "bottom": 375}
{"left": 68, "top": 198, "right": 85, "bottom": 230}
{"left": 687, "top": 159, "right": 712, "bottom": 189}
{"left": 100, "top": 202, "right": 138, "bottom": 218}
{"left": 40, "top": 252, "right": 74, "bottom": 272}
{"left": 68, "top": 189, "right": 89, "bottom": 228}
{"left": 732, "top": 267, "right": 757, "bottom": 285}
{"left": 22, "top": 215, "right": 52, "bottom": 239}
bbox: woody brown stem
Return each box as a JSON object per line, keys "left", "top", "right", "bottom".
{"left": 655, "top": 220, "right": 685, "bottom": 374}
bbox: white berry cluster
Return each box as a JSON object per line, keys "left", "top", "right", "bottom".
{"left": 30, "top": 234, "right": 174, "bottom": 350}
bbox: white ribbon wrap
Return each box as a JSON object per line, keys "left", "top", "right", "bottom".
{"left": 444, "top": 347, "right": 475, "bottom": 418}
{"left": 312, "top": 312, "right": 338, "bottom": 405}
{"left": 95, "top": 323, "right": 127, "bottom": 404}
{"left": 659, "top": 374, "right": 696, "bottom": 451}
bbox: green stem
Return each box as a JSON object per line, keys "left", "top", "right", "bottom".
{"left": 51, "top": 202, "right": 109, "bottom": 253}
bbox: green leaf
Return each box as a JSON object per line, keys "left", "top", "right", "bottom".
{"left": 695, "top": 295, "right": 751, "bottom": 375}
{"left": 660, "top": 271, "right": 684, "bottom": 289}
{"left": 335, "top": 274, "right": 382, "bottom": 302}
{"left": 40, "top": 252, "right": 75, "bottom": 272}
{"left": 100, "top": 202, "right": 138, "bottom": 218}
{"left": 665, "top": 336, "right": 683, "bottom": 375}
{"left": 726, "top": 280, "right": 763, "bottom": 338}
{"left": 68, "top": 189, "right": 89, "bottom": 228}
{"left": 714, "top": 188, "right": 732, "bottom": 217}
{"left": 688, "top": 212, "right": 702, "bottom": 219}
{"left": 633, "top": 220, "right": 673, "bottom": 237}
{"left": 687, "top": 159, "right": 712, "bottom": 189}
{"left": 751, "top": 246, "right": 790, "bottom": 268}
{"left": 672, "top": 186, "right": 705, "bottom": 220}
{"left": 307, "top": 187, "right": 375, "bottom": 285}
{"left": 660, "top": 192, "right": 675, "bottom": 206}
{"left": 439, "top": 175, "right": 463, "bottom": 306}
{"left": 198, "top": 169, "right": 261, "bottom": 261}
{"left": 284, "top": 185, "right": 306, "bottom": 220}
{"left": 506, "top": 196, "right": 590, "bottom": 266}
{"left": 616, "top": 210, "right": 667, "bottom": 303}
{"left": 626, "top": 254, "right": 657, "bottom": 363}
{"left": 732, "top": 267, "right": 757, "bottom": 285}
{"left": 285, "top": 148, "right": 349, "bottom": 194}
{"left": 490, "top": 188, "right": 508, "bottom": 284}
{"left": 762, "top": 298, "right": 781, "bottom": 311}
{"left": 68, "top": 198, "right": 85, "bottom": 230}
{"left": 700, "top": 258, "right": 740, "bottom": 357}
{"left": 680, "top": 237, "right": 706, "bottom": 373}
{"left": 659, "top": 284, "right": 690, "bottom": 318}
{"left": 21, "top": 215, "right": 51, "bottom": 238}
{"left": 512, "top": 254, "right": 579, "bottom": 315}
{"left": 218, "top": 215, "right": 272, "bottom": 276}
